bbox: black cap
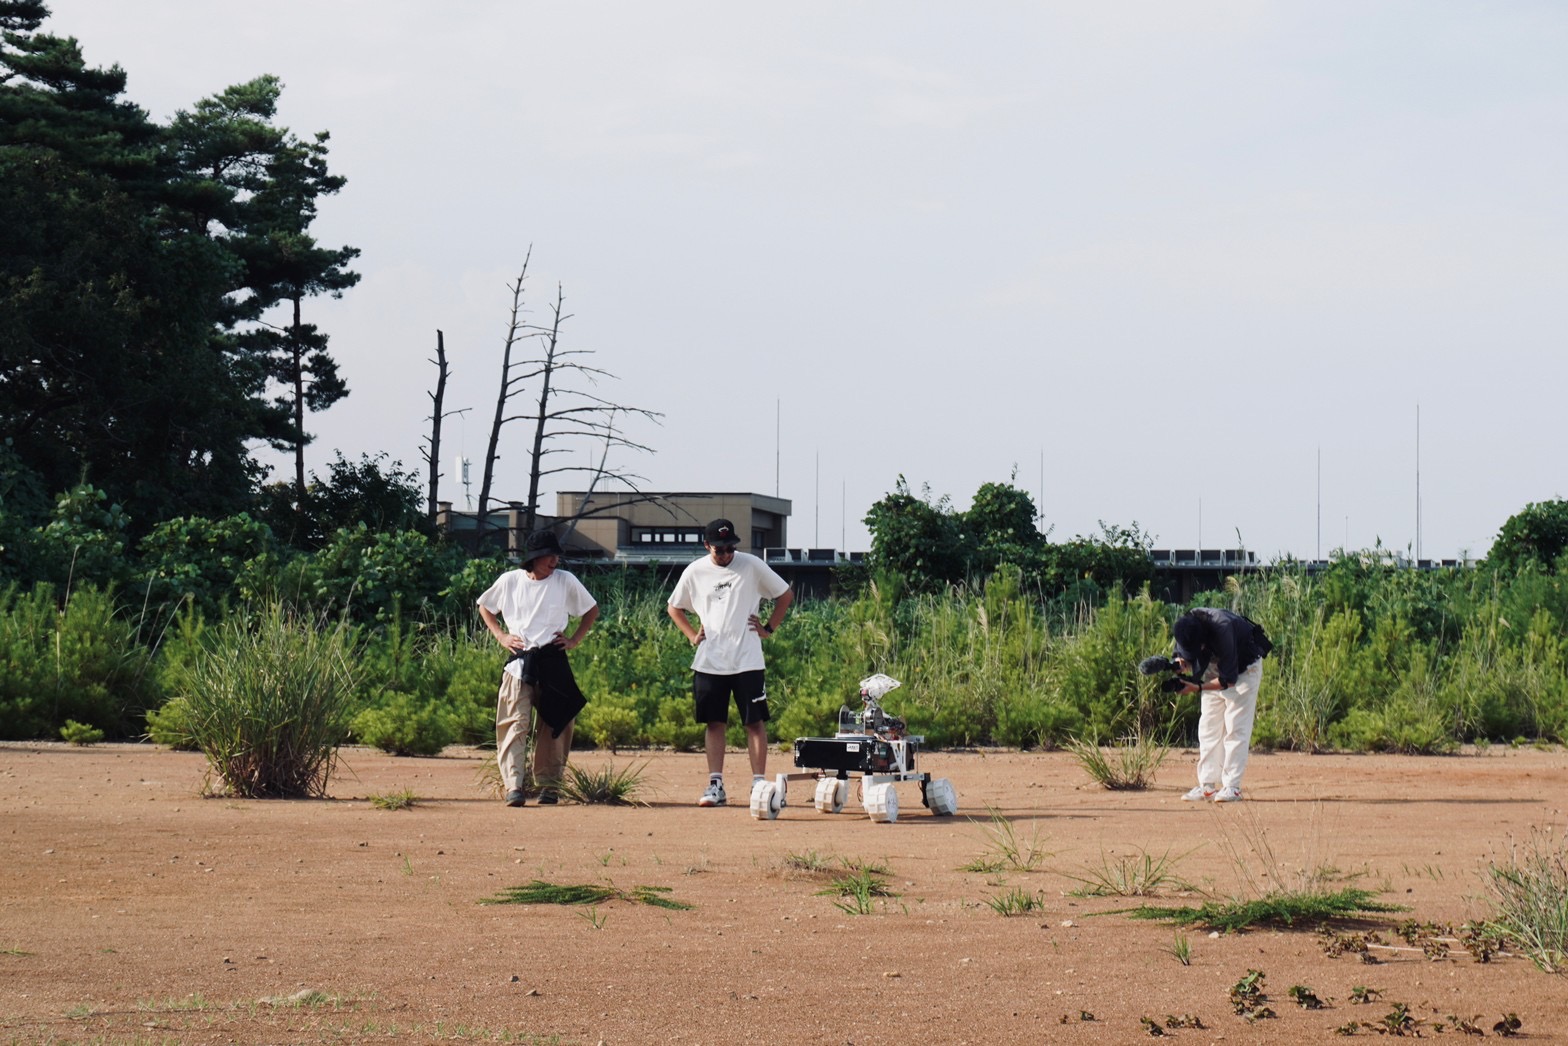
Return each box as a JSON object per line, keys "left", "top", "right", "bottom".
{"left": 704, "top": 519, "right": 740, "bottom": 546}
{"left": 521, "top": 530, "right": 564, "bottom": 567}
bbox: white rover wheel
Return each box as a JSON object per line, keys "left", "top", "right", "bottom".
{"left": 863, "top": 781, "right": 899, "bottom": 823}
{"left": 750, "top": 780, "right": 782, "bottom": 820}
{"left": 814, "top": 777, "right": 848, "bottom": 814}
{"left": 923, "top": 777, "right": 958, "bottom": 817}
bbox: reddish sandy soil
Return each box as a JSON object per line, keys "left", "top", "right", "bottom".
{"left": 3, "top": 741, "right": 1567, "bottom": 1045}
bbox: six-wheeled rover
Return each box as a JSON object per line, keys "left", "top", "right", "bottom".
{"left": 749, "top": 674, "right": 958, "bottom": 823}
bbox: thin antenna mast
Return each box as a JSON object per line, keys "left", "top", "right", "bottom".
{"left": 1416, "top": 403, "right": 1422, "bottom": 562}
{"left": 1038, "top": 447, "right": 1045, "bottom": 533}
{"left": 775, "top": 400, "right": 780, "bottom": 498}
{"left": 1316, "top": 446, "right": 1321, "bottom": 561}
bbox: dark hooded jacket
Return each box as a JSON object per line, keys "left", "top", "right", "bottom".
{"left": 1171, "top": 608, "right": 1272, "bottom": 688}
{"left": 505, "top": 644, "right": 587, "bottom": 737}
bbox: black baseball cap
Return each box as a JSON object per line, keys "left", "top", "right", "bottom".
{"left": 704, "top": 519, "right": 740, "bottom": 546}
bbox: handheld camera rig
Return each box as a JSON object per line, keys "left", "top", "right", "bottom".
{"left": 749, "top": 673, "right": 958, "bottom": 823}
{"left": 1137, "top": 655, "right": 1202, "bottom": 693}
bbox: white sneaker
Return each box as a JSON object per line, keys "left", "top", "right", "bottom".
{"left": 1182, "top": 785, "right": 1217, "bottom": 801}
{"left": 1213, "top": 786, "right": 1243, "bottom": 803}
{"left": 698, "top": 781, "right": 727, "bottom": 807}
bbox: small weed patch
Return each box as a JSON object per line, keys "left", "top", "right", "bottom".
{"left": 962, "top": 805, "right": 1048, "bottom": 873}
{"left": 1062, "top": 846, "right": 1195, "bottom": 898}
{"left": 783, "top": 849, "right": 837, "bottom": 875}
{"left": 818, "top": 869, "right": 898, "bottom": 916}
{"left": 482, "top": 880, "right": 692, "bottom": 910}
{"left": 368, "top": 788, "right": 416, "bottom": 811}
{"left": 1117, "top": 887, "right": 1404, "bottom": 932}
{"left": 1228, "top": 968, "right": 1275, "bottom": 1020}
{"left": 985, "top": 886, "right": 1046, "bottom": 917}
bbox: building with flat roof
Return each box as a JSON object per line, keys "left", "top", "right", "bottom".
{"left": 554, "top": 490, "right": 791, "bottom": 560}
{"left": 434, "top": 491, "right": 791, "bottom": 562}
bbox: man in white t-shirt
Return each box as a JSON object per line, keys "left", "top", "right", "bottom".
{"left": 477, "top": 530, "right": 599, "bottom": 807}
{"left": 666, "top": 518, "right": 794, "bottom": 807}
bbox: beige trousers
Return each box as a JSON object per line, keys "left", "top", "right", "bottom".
{"left": 495, "top": 673, "right": 575, "bottom": 792}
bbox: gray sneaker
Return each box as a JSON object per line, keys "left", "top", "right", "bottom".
{"left": 505, "top": 789, "right": 526, "bottom": 807}
{"left": 697, "top": 781, "right": 727, "bottom": 807}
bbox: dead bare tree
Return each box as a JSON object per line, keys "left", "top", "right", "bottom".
{"left": 475, "top": 250, "right": 534, "bottom": 545}
{"left": 504, "top": 283, "right": 663, "bottom": 536}
{"left": 475, "top": 252, "right": 665, "bottom": 548}
{"left": 554, "top": 409, "right": 706, "bottom": 549}
{"left": 419, "top": 329, "right": 468, "bottom": 519}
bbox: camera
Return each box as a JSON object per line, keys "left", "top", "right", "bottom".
{"left": 1137, "top": 655, "right": 1201, "bottom": 693}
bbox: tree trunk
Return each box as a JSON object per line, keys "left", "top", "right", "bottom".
{"left": 291, "top": 293, "right": 307, "bottom": 514}
{"left": 425, "top": 330, "right": 447, "bottom": 519}
{"left": 477, "top": 251, "right": 532, "bottom": 551}
{"left": 521, "top": 286, "right": 564, "bottom": 538}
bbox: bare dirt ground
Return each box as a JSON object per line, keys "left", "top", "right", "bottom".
{"left": 3, "top": 741, "right": 1567, "bottom": 1045}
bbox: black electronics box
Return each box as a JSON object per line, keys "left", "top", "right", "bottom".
{"left": 793, "top": 736, "right": 912, "bottom": 773}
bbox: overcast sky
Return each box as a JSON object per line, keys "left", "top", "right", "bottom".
{"left": 44, "top": 2, "right": 1568, "bottom": 560}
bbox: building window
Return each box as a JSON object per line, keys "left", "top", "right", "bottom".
{"left": 633, "top": 528, "right": 706, "bottom": 545}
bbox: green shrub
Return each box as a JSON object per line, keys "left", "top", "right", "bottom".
{"left": 168, "top": 601, "right": 360, "bottom": 797}
{"left": 646, "top": 695, "right": 705, "bottom": 751}
{"left": 145, "top": 697, "right": 198, "bottom": 749}
{"left": 771, "top": 688, "right": 847, "bottom": 746}
{"left": 351, "top": 691, "right": 461, "bottom": 756}
{"left": 133, "top": 513, "right": 275, "bottom": 619}
{"left": 437, "top": 631, "right": 508, "bottom": 743}
{"left": 298, "top": 525, "right": 467, "bottom": 623}
{"left": 0, "top": 582, "right": 162, "bottom": 739}
{"left": 576, "top": 693, "right": 644, "bottom": 750}
{"left": 59, "top": 719, "right": 104, "bottom": 745}
{"left": 30, "top": 485, "right": 130, "bottom": 591}
{"left": 994, "top": 685, "right": 1082, "bottom": 748}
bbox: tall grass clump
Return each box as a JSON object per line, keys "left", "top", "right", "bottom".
{"left": 1064, "top": 733, "right": 1169, "bottom": 790}
{"left": 167, "top": 601, "right": 360, "bottom": 797}
{"left": 1483, "top": 824, "right": 1568, "bottom": 973}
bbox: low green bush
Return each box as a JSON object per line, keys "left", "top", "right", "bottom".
{"left": 59, "top": 719, "right": 104, "bottom": 745}
{"left": 145, "top": 697, "right": 198, "bottom": 749}
{"left": 576, "top": 692, "right": 644, "bottom": 750}
{"left": 351, "top": 691, "right": 461, "bottom": 756}
{"left": 0, "top": 582, "right": 162, "bottom": 740}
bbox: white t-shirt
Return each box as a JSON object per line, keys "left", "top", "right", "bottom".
{"left": 476, "top": 568, "right": 597, "bottom": 650}
{"left": 668, "top": 551, "right": 790, "bottom": 675}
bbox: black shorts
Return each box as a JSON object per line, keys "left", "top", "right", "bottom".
{"left": 693, "top": 670, "right": 769, "bottom": 725}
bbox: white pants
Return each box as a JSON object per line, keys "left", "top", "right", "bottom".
{"left": 1194, "top": 659, "right": 1262, "bottom": 791}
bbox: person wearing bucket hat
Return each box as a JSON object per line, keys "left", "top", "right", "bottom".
{"left": 477, "top": 529, "right": 600, "bottom": 807}
{"left": 666, "top": 518, "right": 794, "bottom": 807}
{"left": 1169, "top": 607, "right": 1273, "bottom": 803}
